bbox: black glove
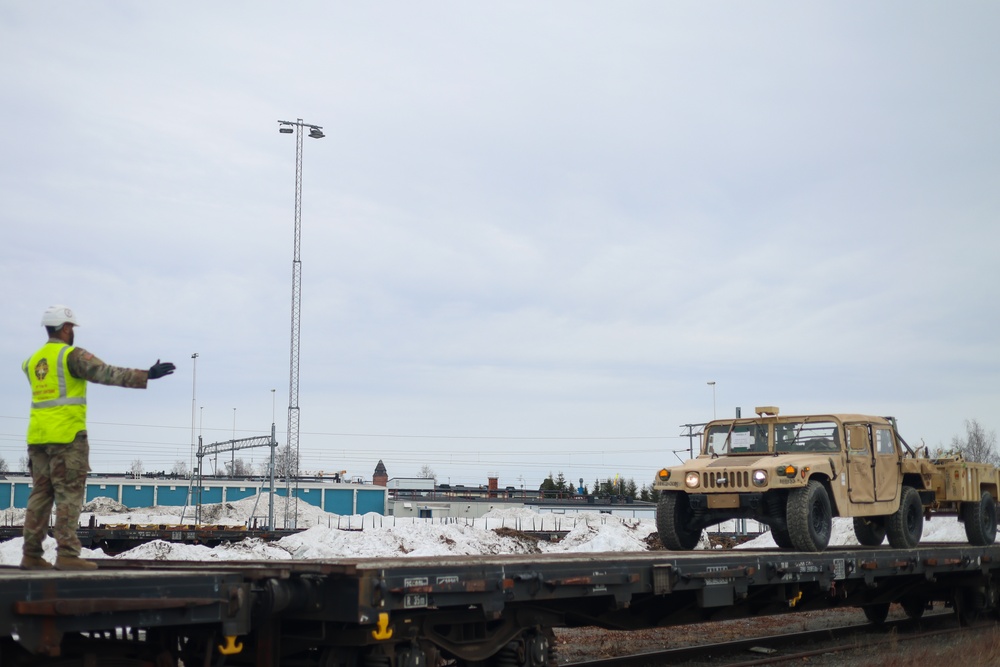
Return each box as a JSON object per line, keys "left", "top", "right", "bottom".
{"left": 148, "top": 359, "right": 176, "bottom": 379}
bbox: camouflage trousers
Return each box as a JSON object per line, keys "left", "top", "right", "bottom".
{"left": 23, "top": 432, "right": 91, "bottom": 558}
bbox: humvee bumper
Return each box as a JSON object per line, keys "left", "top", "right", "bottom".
{"left": 688, "top": 492, "right": 765, "bottom": 511}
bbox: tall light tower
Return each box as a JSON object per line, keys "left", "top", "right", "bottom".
{"left": 190, "top": 353, "right": 198, "bottom": 475}
{"left": 278, "top": 118, "right": 324, "bottom": 527}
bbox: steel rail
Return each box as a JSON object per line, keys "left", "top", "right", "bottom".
{"left": 563, "top": 612, "right": 962, "bottom": 667}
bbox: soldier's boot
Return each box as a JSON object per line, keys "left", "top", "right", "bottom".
{"left": 19, "top": 555, "right": 53, "bottom": 570}
{"left": 55, "top": 555, "right": 97, "bottom": 571}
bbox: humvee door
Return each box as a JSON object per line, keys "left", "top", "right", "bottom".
{"left": 872, "top": 425, "right": 899, "bottom": 502}
{"left": 846, "top": 424, "right": 876, "bottom": 503}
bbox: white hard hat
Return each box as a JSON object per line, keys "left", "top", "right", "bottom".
{"left": 41, "top": 305, "right": 80, "bottom": 328}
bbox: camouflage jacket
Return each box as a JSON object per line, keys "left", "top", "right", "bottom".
{"left": 58, "top": 339, "right": 149, "bottom": 389}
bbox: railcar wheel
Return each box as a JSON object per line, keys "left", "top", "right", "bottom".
{"left": 853, "top": 517, "right": 887, "bottom": 546}
{"left": 962, "top": 491, "right": 998, "bottom": 546}
{"left": 887, "top": 486, "right": 923, "bottom": 549}
{"left": 656, "top": 492, "right": 702, "bottom": 550}
{"left": 862, "top": 602, "right": 890, "bottom": 625}
{"left": 786, "top": 480, "right": 832, "bottom": 552}
{"left": 489, "top": 630, "right": 555, "bottom": 667}
{"left": 901, "top": 597, "right": 928, "bottom": 620}
{"left": 953, "top": 586, "right": 993, "bottom": 626}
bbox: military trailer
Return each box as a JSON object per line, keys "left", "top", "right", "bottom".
{"left": 653, "top": 407, "right": 999, "bottom": 552}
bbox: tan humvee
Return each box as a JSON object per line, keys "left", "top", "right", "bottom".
{"left": 653, "top": 407, "right": 999, "bottom": 551}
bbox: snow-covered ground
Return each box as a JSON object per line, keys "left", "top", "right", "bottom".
{"left": 0, "top": 492, "right": 984, "bottom": 565}
{"left": 736, "top": 514, "right": 977, "bottom": 549}
{"left": 0, "top": 493, "right": 657, "bottom": 564}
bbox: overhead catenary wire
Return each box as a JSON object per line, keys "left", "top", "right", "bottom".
{"left": 0, "top": 414, "right": 689, "bottom": 485}
{"left": 0, "top": 415, "right": 686, "bottom": 441}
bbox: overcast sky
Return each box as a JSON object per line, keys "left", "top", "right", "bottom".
{"left": 2, "top": 2, "right": 998, "bottom": 489}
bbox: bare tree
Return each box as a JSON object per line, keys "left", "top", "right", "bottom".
{"left": 418, "top": 464, "right": 436, "bottom": 480}
{"left": 950, "top": 419, "right": 1000, "bottom": 466}
{"left": 225, "top": 458, "right": 252, "bottom": 477}
{"left": 170, "top": 459, "right": 189, "bottom": 477}
{"left": 274, "top": 444, "right": 299, "bottom": 478}
{"left": 19, "top": 456, "right": 29, "bottom": 473}
{"left": 0, "top": 456, "right": 8, "bottom": 474}
{"left": 129, "top": 459, "right": 144, "bottom": 478}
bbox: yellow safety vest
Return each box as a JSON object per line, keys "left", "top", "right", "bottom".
{"left": 23, "top": 342, "right": 87, "bottom": 445}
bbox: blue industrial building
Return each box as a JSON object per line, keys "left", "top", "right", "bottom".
{"left": 0, "top": 475, "right": 387, "bottom": 516}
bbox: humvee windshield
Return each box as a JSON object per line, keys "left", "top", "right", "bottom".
{"left": 705, "top": 423, "right": 769, "bottom": 455}
{"left": 704, "top": 420, "right": 842, "bottom": 455}
{"left": 774, "top": 421, "right": 840, "bottom": 453}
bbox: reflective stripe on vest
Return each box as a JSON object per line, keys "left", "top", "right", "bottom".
{"left": 24, "top": 342, "right": 87, "bottom": 444}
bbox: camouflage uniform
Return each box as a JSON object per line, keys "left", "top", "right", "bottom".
{"left": 23, "top": 341, "right": 148, "bottom": 559}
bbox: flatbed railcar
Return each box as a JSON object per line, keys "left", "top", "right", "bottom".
{"left": 0, "top": 524, "right": 304, "bottom": 555}
{"left": 4, "top": 545, "right": 1000, "bottom": 666}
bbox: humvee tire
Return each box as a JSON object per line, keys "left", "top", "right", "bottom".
{"left": 786, "top": 480, "right": 832, "bottom": 552}
{"left": 961, "top": 490, "right": 997, "bottom": 546}
{"left": 656, "top": 492, "right": 702, "bottom": 550}
{"left": 853, "top": 517, "right": 887, "bottom": 546}
{"left": 770, "top": 523, "right": 794, "bottom": 549}
{"left": 887, "top": 486, "right": 923, "bottom": 549}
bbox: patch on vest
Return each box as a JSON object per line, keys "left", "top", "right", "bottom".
{"left": 34, "top": 358, "right": 49, "bottom": 381}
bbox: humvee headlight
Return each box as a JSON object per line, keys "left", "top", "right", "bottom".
{"left": 658, "top": 468, "right": 671, "bottom": 481}
{"left": 752, "top": 469, "right": 768, "bottom": 487}
{"left": 776, "top": 465, "right": 797, "bottom": 477}
{"left": 684, "top": 472, "right": 701, "bottom": 489}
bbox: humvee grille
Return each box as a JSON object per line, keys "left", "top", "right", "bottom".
{"left": 702, "top": 470, "right": 750, "bottom": 489}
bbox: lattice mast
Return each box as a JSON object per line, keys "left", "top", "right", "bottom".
{"left": 278, "top": 118, "right": 324, "bottom": 528}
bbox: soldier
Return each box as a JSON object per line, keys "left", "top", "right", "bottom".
{"left": 21, "top": 305, "right": 175, "bottom": 570}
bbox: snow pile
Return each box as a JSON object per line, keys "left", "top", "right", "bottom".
{"left": 113, "top": 540, "right": 215, "bottom": 561}
{"left": 119, "top": 537, "right": 291, "bottom": 561}
{"left": 82, "top": 497, "right": 129, "bottom": 514}
{"left": 276, "top": 522, "right": 544, "bottom": 560}
{"left": 0, "top": 499, "right": 653, "bottom": 565}
{"left": 542, "top": 517, "right": 656, "bottom": 553}
{"left": 0, "top": 534, "right": 101, "bottom": 563}
{"left": 922, "top": 516, "right": 978, "bottom": 542}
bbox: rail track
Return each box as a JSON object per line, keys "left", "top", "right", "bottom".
{"left": 563, "top": 610, "right": 995, "bottom": 666}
